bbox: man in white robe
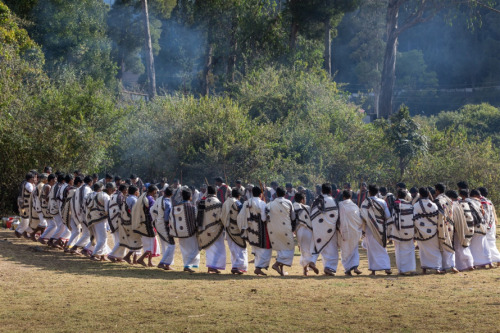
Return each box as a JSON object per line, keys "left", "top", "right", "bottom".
{"left": 51, "top": 174, "right": 71, "bottom": 248}
{"left": 87, "top": 183, "right": 112, "bottom": 261}
{"left": 39, "top": 174, "right": 56, "bottom": 244}
{"left": 169, "top": 188, "right": 200, "bottom": 273}
{"left": 120, "top": 185, "right": 143, "bottom": 264}
{"left": 132, "top": 185, "right": 160, "bottom": 267}
{"left": 151, "top": 187, "right": 176, "bottom": 270}
{"left": 310, "top": 183, "right": 340, "bottom": 276}
{"left": 28, "top": 173, "right": 47, "bottom": 241}
{"left": 338, "top": 190, "right": 363, "bottom": 276}
{"left": 107, "top": 184, "right": 127, "bottom": 262}
{"left": 467, "top": 190, "right": 493, "bottom": 268}
{"left": 46, "top": 173, "right": 65, "bottom": 248}
{"left": 196, "top": 186, "right": 225, "bottom": 274}
{"left": 60, "top": 175, "right": 79, "bottom": 252}
{"left": 221, "top": 188, "right": 248, "bottom": 274}
{"left": 360, "top": 184, "right": 392, "bottom": 275}
{"left": 414, "top": 187, "right": 445, "bottom": 274}
{"left": 478, "top": 187, "right": 500, "bottom": 266}
{"left": 387, "top": 190, "right": 416, "bottom": 275}
{"left": 70, "top": 176, "right": 94, "bottom": 255}
{"left": 447, "top": 190, "right": 475, "bottom": 271}
{"left": 434, "top": 183, "right": 458, "bottom": 273}
{"left": 237, "top": 186, "right": 271, "bottom": 276}
{"left": 266, "top": 187, "right": 295, "bottom": 276}
{"left": 15, "top": 173, "right": 35, "bottom": 238}
{"left": 293, "top": 193, "right": 319, "bottom": 276}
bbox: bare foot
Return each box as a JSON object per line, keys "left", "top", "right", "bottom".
{"left": 354, "top": 268, "right": 362, "bottom": 275}
{"left": 123, "top": 256, "right": 132, "bottom": 265}
{"left": 254, "top": 268, "right": 267, "bottom": 276}
{"left": 272, "top": 262, "right": 284, "bottom": 276}
{"left": 137, "top": 258, "right": 147, "bottom": 267}
{"left": 385, "top": 269, "right": 392, "bottom": 275}
{"left": 163, "top": 265, "right": 173, "bottom": 271}
{"left": 184, "top": 267, "right": 195, "bottom": 273}
{"left": 157, "top": 263, "right": 166, "bottom": 269}
{"left": 451, "top": 267, "right": 459, "bottom": 273}
{"left": 208, "top": 268, "right": 221, "bottom": 274}
{"left": 324, "top": 268, "right": 336, "bottom": 276}
{"left": 308, "top": 262, "right": 319, "bottom": 275}
{"left": 303, "top": 266, "right": 309, "bottom": 276}
{"left": 370, "top": 270, "right": 376, "bottom": 276}
{"left": 345, "top": 271, "right": 352, "bottom": 276}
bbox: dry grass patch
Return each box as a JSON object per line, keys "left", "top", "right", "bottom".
{"left": 0, "top": 229, "right": 499, "bottom": 332}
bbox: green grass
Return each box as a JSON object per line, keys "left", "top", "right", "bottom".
{"left": 0, "top": 229, "right": 499, "bottom": 332}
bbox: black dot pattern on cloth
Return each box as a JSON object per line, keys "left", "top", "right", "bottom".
{"left": 319, "top": 219, "right": 324, "bottom": 223}
{"left": 329, "top": 214, "right": 335, "bottom": 218}
{"left": 327, "top": 229, "right": 333, "bottom": 233}
{"left": 180, "top": 226, "right": 184, "bottom": 230}
{"left": 427, "top": 229, "right": 432, "bottom": 233}
{"left": 317, "top": 238, "right": 321, "bottom": 243}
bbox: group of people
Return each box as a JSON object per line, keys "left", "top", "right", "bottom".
{"left": 14, "top": 167, "right": 500, "bottom": 276}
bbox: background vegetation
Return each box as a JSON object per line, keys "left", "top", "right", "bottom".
{"left": 1, "top": 0, "right": 500, "bottom": 212}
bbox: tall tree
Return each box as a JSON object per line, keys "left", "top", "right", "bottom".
{"left": 142, "top": 0, "right": 156, "bottom": 99}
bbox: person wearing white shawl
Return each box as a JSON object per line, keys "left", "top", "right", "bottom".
{"left": 338, "top": 190, "right": 363, "bottom": 276}
{"left": 414, "top": 187, "right": 444, "bottom": 274}
{"left": 49, "top": 174, "right": 71, "bottom": 248}
{"left": 87, "top": 182, "right": 112, "bottom": 261}
{"left": 169, "top": 188, "right": 200, "bottom": 273}
{"left": 15, "top": 173, "right": 35, "bottom": 238}
{"left": 120, "top": 185, "right": 143, "bottom": 265}
{"left": 478, "top": 187, "right": 500, "bottom": 266}
{"left": 196, "top": 186, "right": 225, "bottom": 274}
{"left": 266, "top": 187, "right": 296, "bottom": 276}
{"left": 107, "top": 184, "right": 128, "bottom": 262}
{"left": 221, "top": 188, "right": 248, "bottom": 274}
{"left": 387, "top": 190, "right": 416, "bottom": 275}
{"left": 448, "top": 190, "right": 475, "bottom": 271}
{"left": 433, "top": 183, "right": 458, "bottom": 273}
{"left": 293, "top": 192, "right": 319, "bottom": 276}
{"left": 151, "top": 187, "right": 176, "bottom": 270}
{"left": 466, "top": 190, "right": 493, "bottom": 268}
{"left": 39, "top": 174, "right": 56, "bottom": 244}
{"left": 132, "top": 185, "right": 160, "bottom": 267}
{"left": 70, "top": 176, "right": 94, "bottom": 255}
{"left": 237, "top": 186, "right": 271, "bottom": 276}
{"left": 60, "top": 176, "right": 79, "bottom": 251}
{"left": 360, "top": 184, "right": 392, "bottom": 275}
{"left": 310, "top": 183, "right": 340, "bottom": 276}
{"left": 28, "top": 173, "right": 48, "bottom": 241}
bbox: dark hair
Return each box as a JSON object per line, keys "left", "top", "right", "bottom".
{"left": 470, "top": 189, "right": 481, "bottom": 198}
{"left": 331, "top": 184, "right": 337, "bottom": 192}
{"left": 295, "top": 192, "right": 305, "bottom": 203}
{"left": 84, "top": 176, "right": 92, "bottom": 184}
{"left": 446, "top": 190, "right": 458, "bottom": 199}
{"left": 434, "top": 183, "right": 446, "bottom": 194}
{"left": 321, "top": 183, "right": 332, "bottom": 195}
{"left": 181, "top": 189, "right": 192, "bottom": 201}
{"left": 457, "top": 181, "right": 468, "bottom": 190}
{"left": 409, "top": 187, "right": 418, "bottom": 194}
{"left": 419, "top": 187, "right": 429, "bottom": 198}
{"left": 130, "top": 174, "right": 137, "bottom": 180}
{"left": 57, "top": 174, "right": 65, "bottom": 183}
{"left": 73, "top": 169, "right": 80, "bottom": 174}
{"left": 114, "top": 175, "right": 122, "bottom": 181}
{"left": 74, "top": 176, "right": 83, "bottom": 185}
{"left": 147, "top": 184, "right": 158, "bottom": 193}
{"left": 92, "top": 173, "right": 98, "bottom": 179}
{"left": 128, "top": 185, "right": 139, "bottom": 195}
{"left": 344, "top": 182, "right": 351, "bottom": 188}
{"left": 368, "top": 184, "right": 378, "bottom": 197}
{"left": 25, "top": 173, "right": 34, "bottom": 181}
{"left": 252, "top": 186, "right": 262, "bottom": 197}
{"left": 118, "top": 184, "right": 128, "bottom": 192}
{"left": 396, "top": 182, "right": 406, "bottom": 189}
{"left": 276, "top": 186, "right": 286, "bottom": 197}
{"left": 478, "top": 187, "right": 488, "bottom": 197}
{"left": 44, "top": 166, "right": 52, "bottom": 173}
{"left": 459, "top": 189, "right": 469, "bottom": 198}
{"left": 164, "top": 187, "right": 173, "bottom": 196}
{"left": 104, "top": 173, "right": 112, "bottom": 179}
{"left": 231, "top": 188, "right": 241, "bottom": 198}
{"left": 397, "top": 189, "right": 406, "bottom": 199}
{"left": 48, "top": 174, "right": 56, "bottom": 182}
{"left": 93, "top": 183, "right": 103, "bottom": 191}
{"left": 106, "top": 182, "right": 116, "bottom": 190}
{"left": 379, "top": 187, "right": 387, "bottom": 195}
{"left": 207, "top": 185, "right": 216, "bottom": 195}
{"left": 285, "top": 183, "right": 292, "bottom": 188}
{"left": 342, "top": 190, "right": 352, "bottom": 199}
{"left": 64, "top": 174, "right": 74, "bottom": 183}
{"left": 215, "top": 177, "right": 223, "bottom": 183}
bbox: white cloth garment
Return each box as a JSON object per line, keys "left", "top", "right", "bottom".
{"left": 39, "top": 219, "right": 56, "bottom": 240}
{"left": 37, "top": 212, "right": 47, "bottom": 228}
{"left": 16, "top": 218, "right": 31, "bottom": 234}
{"left": 67, "top": 217, "right": 81, "bottom": 248}
{"left": 178, "top": 235, "right": 200, "bottom": 268}
{"left": 92, "top": 221, "right": 110, "bottom": 256}
{"left": 74, "top": 222, "right": 92, "bottom": 249}
{"left": 108, "top": 232, "right": 127, "bottom": 259}
{"left": 441, "top": 250, "right": 455, "bottom": 270}
{"left": 141, "top": 236, "right": 161, "bottom": 257}
{"left": 52, "top": 214, "right": 71, "bottom": 240}
{"left": 205, "top": 233, "right": 227, "bottom": 270}
{"left": 453, "top": 234, "right": 474, "bottom": 271}
{"left": 363, "top": 226, "right": 391, "bottom": 271}
{"left": 254, "top": 247, "right": 272, "bottom": 269}
{"left": 486, "top": 223, "right": 500, "bottom": 263}
{"left": 276, "top": 249, "right": 295, "bottom": 267}
{"left": 417, "top": 237, "right": 442, "bottom": 270}
{"left": 469, "top": 233, "right": 492, "bottom": 266}
{"left": 321, "top": 234, "right": 339, "bottom": 272}
{"left": 227, "top": 235, "right": 248, "bottom": 271}
{"left": 339, "top": 199, "right": 363, "bottom": 273}
{"left": 296, "top": 227, "right": 318, "bottom": 268}
{"left": 158, "top": 238, "right": 176, "bottom": 266}
{"left": 393, "top": 240, "right": 416, "bottom": 273}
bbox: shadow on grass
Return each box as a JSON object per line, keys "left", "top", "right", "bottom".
{"left": 0, "top": 230, "right": 422, "bottom": 281}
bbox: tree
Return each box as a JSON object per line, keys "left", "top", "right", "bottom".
{"left": 385, "top": 105, "right": 428, "bottom": 178}
{"left": 142, "top": 0, "right": 156, "bottom": 99}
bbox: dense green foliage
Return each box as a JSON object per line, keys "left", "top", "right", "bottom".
{"left": 1, "top": 0, "right": 500, "bottom": 213}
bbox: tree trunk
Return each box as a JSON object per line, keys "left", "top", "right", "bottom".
{"left": 378, "top": 1, "right": 399, "bottom": 119}
{"left": 227, "top": 16, "right": 238, "bottom": 83}
{"left": 290, "top": 19, "right": 299, "bottom": 51}
{"left": 141, "top": 0, "right": 156, "bottom": 100}
{"left": 203, "top": 43, "right": 213, "bottom": 96}
{"left": 324, "top": 18, "right": 331, "bottom": 77}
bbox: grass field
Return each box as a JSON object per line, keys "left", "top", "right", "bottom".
{"left": 0, "top": 228, "right": 499, "bottom": 333}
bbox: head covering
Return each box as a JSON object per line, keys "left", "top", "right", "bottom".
{"left": 215, "top": 177, "right": 224, "bottom": 183}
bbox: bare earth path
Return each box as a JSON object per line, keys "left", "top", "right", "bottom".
{"left": 0, "top": 229, "right": 499, "bottom": 332}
